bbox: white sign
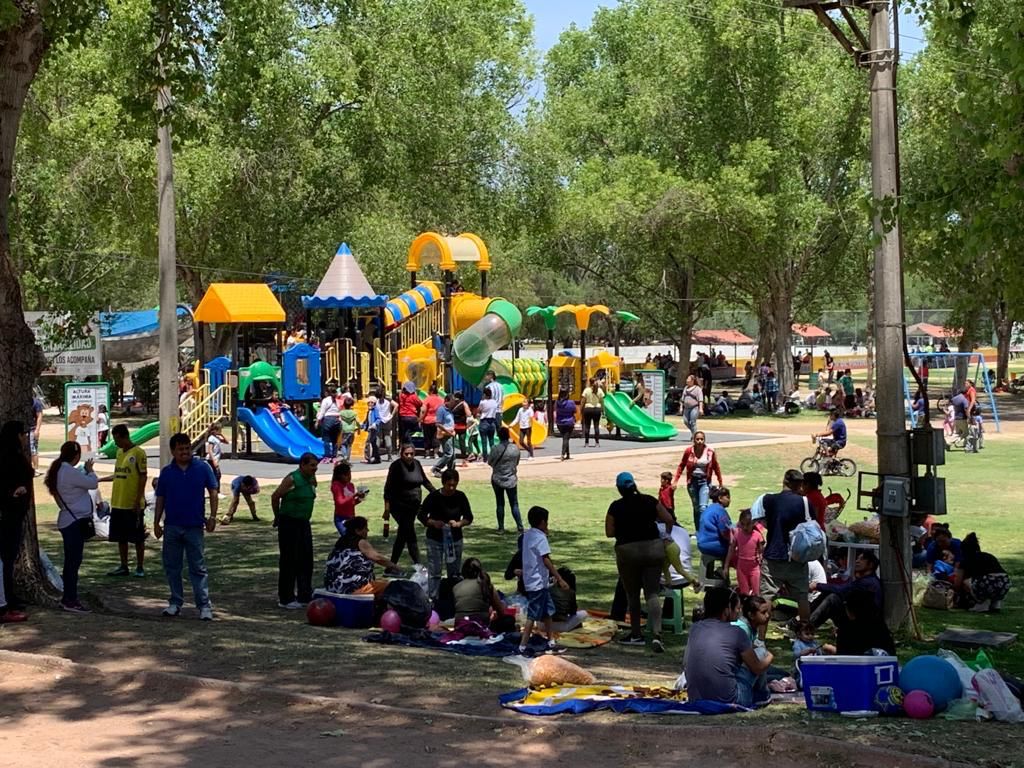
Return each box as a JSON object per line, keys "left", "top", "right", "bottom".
{"left": 65, "top": 382, "right": 109, "bottom": 459}
{"left": 637, "top": 368, "right": 666, "bottom": 422}
{"left": 25, "top": 311, "right": 103, "bottom": 377}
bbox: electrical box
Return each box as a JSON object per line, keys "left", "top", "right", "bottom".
{"left": 881, "top": 477, "right": 910, "bottom": 517}
{"left": 911, "top": 475, "right": 947, "bottom": 516}
{"left": 909, "top": 426, "right": 945, "bottom": 467}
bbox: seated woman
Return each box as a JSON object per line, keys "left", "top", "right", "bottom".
{"left": 452, "top": 557, "right": 509, "bottom": 630}
{"left": 683, "top": 587, "right": 773, "bottom": 707}
{"left": 323, "top": 516, "right": 398, "bottom": 596}
{"left": 956, "top": 532, "right": 1011, "bottom": 613}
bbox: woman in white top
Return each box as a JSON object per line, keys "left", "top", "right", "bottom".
{"left": 316, "top": 386, "right": 341, "bottom": 460}
{"left": 44, "top": 441, "right": 98, "bottom": 613}
{"left": 374, "top": 389, "right": 398, "bottom": 461}
{"left": 477, "top": 385, "right": 500, "bottom": 461}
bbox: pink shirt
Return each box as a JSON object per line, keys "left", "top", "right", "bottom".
{"left": 332, "top": 480, "right": 356, "bottom": 520}
{"left": 733, "top": 527, "right": 764, "bottom": 563}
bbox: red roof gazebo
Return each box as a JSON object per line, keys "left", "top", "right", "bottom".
{"left": 692, "top": 329, "right": 754, "bottom": 367}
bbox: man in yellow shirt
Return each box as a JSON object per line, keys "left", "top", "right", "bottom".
{"left": 107, "top": 424, "right": 149, "bottom": 577}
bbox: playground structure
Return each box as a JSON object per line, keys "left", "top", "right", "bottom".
{"left": 121, "top": 233, "right": 678, "bottom": 463}
{"left": 903, "top": 351, "right": 1000, "bottom": 433}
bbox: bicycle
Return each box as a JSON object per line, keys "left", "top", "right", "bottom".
{"left": 946, "top": 420, "right": 981, "bottom": 453}
{"left": 801, "top": 439, "right": 857, "bottom": 477}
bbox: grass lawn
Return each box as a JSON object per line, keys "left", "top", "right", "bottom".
{"left": 12, "top": 421, "right": 1024, "bottom": 765}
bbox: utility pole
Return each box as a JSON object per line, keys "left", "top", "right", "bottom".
{"left": 156, "top": 76, "right": 179, "bottom": 467}
{"left": 785, "top": 0, "right": 911, "bottom": 630}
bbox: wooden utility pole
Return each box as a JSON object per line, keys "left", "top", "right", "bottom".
{"left": 785, "top": 0, "right": 911, "bottom": 630}
{"left": 156, "top": 76, "right": 179, "bottom": 466}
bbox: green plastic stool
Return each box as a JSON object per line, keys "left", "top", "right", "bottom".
{"left": 646, "top": 585, "right": 686, "bottom": 637}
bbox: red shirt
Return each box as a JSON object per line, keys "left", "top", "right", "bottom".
{"left": 674, "top": 446, "right": 722, "bottom": 486}
{"left": 421, "top": 394, "right": 444, "bottom": 425}
{"left": 658, "top": 485, "right": 675, "bottom": 514}
{"left": 398, "top": 391, "right": 422, "bottom": 418}
{"left": 332, "top": 480, "right": 356, "bottom": 520}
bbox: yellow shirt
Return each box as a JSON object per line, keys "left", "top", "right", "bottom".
{"left": 111, "top": 445, "right": 147, "bottom": 509}
{"left": 581, "top": 386, "right": 605, "bottom": 408}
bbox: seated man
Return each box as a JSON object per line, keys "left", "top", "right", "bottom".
{"left": 807, "top": 551, "right": 882, "bottom": 630}
{"left": 811, "top": 408, "right": 847, "bottom": 456}
{"left": 710, "top": 392, "right": 734, "bottom": 415}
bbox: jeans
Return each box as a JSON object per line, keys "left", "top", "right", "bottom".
{"left": 479, "top": 417, "right": 498, "bottom": 460}
{"left": 426, "top": 537, "right": 463, "bottom": 601}
{"left": 558, "top": 424, "right": 573, "bottom": 459}
{"left": 736, "top": 663, "right": 769, "bottom": 707}
{"left": 683, "top": 406, "right": 699, "bottom": 436}
{"left": 688, "top": 480, "right": 710, "bottom": 531}
{"left": 277, "top": 516, "right": 314, "bottom": 605}
{"left": 582, "top": 407, "right": 602, "bottom": 444}
{"left": 433, "top": 436, "right": 455, "bottom": 473}
{"left": 321, "top": 417, "right": 340, "bottom": 458}
{"left": 162, "top": 524, "right": 210, "bottom": 609}
{"left": 389, "top": 506, "right": 421, "bottom": 565}
{"left": 59, "top": 522, "right": 86, "bottom": 605}
{"left": 338, "top": 431, "right": 354, "bottom": 462}
{"left": 492, "top": 482, "right": 522, "bottom": 531}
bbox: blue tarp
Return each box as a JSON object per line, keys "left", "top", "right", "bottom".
{"left": 100, "top": 307, "right": 189, "bottom": 338}
{"left": 498, "top": 688, "right": 750, "bottom": 717}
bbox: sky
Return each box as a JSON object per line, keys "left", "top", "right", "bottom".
{"left": 523, "top": 1, "right": 926, "bottom": 57}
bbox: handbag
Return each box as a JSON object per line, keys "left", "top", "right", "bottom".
{"left": 53, "top": 487, "right": 96, "bottom": 541}
{"left": 921, "top": 580, "right": 955, "bottom": 610}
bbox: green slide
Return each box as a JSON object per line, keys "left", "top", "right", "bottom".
{"left": 602, "top": 391, "right": 678, "bottom": 441}
{"left": 98, "top": 420, "right": 161, "bottom": 458}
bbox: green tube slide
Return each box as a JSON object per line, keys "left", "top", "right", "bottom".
{"left": 451, "top": 300, "right": 522, "bottom": 387}
{"left": 602, "top": 392, "right": 678, "bottom": 441}
{"left": 98, "top": 420, "right": 161, "bottom": 458}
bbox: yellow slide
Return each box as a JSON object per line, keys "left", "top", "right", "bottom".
{"left": 501, "top": 393, "right": 548, "bottom": 449}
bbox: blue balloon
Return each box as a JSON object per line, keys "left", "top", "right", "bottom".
{"left": 898, "top": 655, "right": 962, "bottom": 712}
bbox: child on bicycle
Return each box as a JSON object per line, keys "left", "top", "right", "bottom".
{"left": 810, "top": 408, "right": 847, "bottom": 457}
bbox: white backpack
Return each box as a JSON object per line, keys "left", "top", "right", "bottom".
{"left": 788, "top": 497, "right": 826, "bottom": 564}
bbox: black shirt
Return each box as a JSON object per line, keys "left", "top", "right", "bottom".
{"left": 607, "top": 492, "right": 660, "bottom": 545}
{"left": 763, "top": 490, "right": 807, "bottom": 561}
{"left": 383, "top": 459, "right": 434, "bottom": 511}
{"left": 961, "top": 551, "right": 1005, "bottom": 579}
{"left": 418, "top": 489, "right": 473, "bottom": 542}
{"left": 837, "top": 620, "right": 896, "bottom": 656}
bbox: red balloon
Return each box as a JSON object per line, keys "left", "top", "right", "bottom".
{"left": 306, "top": 598, "right": 336, "bottom": 626}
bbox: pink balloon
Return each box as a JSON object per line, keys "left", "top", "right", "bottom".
{"left": 428, "top": 610, "right": 441, "bottom": 628}
{"left": 903, "top": 689, "right": 935, "bottom": 719}
{"left": 381, "top": 609, "right": 402, "bottom": 634}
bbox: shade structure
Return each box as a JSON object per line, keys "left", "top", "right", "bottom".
{"left": 791, "top": 323, "right": 831, "bottom": 340}
{"left": 691, "top": 329, "right": 754, "bottom": 345}
{"left": 302, "top": 243, "right": 389, "bottom": 309}
{"left": 906, "top": 322, "right": 957, "bottom": 339}
{"left": 193, "top": 283, "right": 286, "bottom": 324}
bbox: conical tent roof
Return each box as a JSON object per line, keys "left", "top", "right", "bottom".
{"left": 302, "top": 243, "right": 389, "bottom": 309}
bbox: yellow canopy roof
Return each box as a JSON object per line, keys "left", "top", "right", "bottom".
{"left": 193, "top": 283, "right": 286, "bottom": 324}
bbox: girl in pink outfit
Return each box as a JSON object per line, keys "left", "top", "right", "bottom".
{"left": 726, "top": 508, "right": 765, "bottom": 596}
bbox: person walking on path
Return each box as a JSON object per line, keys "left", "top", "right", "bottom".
{"left": 681, "top": 375, "right": 704, "bottom": 437}
{"left": 0, "top": 421, "right": 34, "bottom": 616}
{"left": 581, "top": 377, "right": 605, "bottom": 447}
{"left": 383, "top": 444, "right": 435, "bottom": 569}
{"left": 671, "top": 431, "right": 723, "bottom": 532}
{"left": 477, "top": 385, "right": 500, "bottom": 460}
{"left": 419, "top": 384, "right": 444, "bottom": 459}
{"left": 205, "top": 423, "right": 228, "bottom": 485}
{"left": 45, "top": 441, "right": 99, "bottom": 614}
{"left": 316, "top": 386, "right": 341, "bottom": 461}
{"left": 515, "top": 397, "right": 535, "bottom": 458}
{"left": 555, "top": 388, "right": 577, "bottom": 461}
{"left": 270, "top": 452, "right": 318, "bottom": 609}
{"left": 397, "top": 381, "right": 423, "bottom": 446}
{"left": 432, "top": 394, "right": 457, "bottom": 477}
{"left": 106, "top": 424, "right": 148, "bottom": 577}
{"left": 605, "top": 472, "right": 675, "bottom": 653}
{"left": 418, "top": 468, "right": 473, "bottom": 602}
{"left": 487, "top": 427, "right": 522, "bottom": 533}
{"left": 154, "top": 433, "right": 219, "bottom": 620}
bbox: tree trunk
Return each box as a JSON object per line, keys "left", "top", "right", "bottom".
{"left": 670, "top": 255, "right": 698, "bottom": 386}
{"left": 754, "top": 299, "right": 776, "bottom": 368}
{"left": 953, "top": 320, "right": 976, "bottom": 393}
{"left": 1, "top": 9, "right": 60, "bottom": 603}
{"left": 770, "top": 291, "right": 795, "bottom": 398}
{"left": 991, "top": 299, "right": 1012, "bottom": 383}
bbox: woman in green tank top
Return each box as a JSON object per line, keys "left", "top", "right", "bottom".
{"left": 271, "top": 453, "right": 319, "bottom": 608}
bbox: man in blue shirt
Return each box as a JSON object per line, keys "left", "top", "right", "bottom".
{"left": 760, "top": 469, "right": 812, "bottom": 631}
{"left": 950, "top": 389, "right": 970, "bottom": 442}
{"left": 812, "top": 408, "right": 847, "bottom": 456}
{"left": 432, "top": 395, "right": 456, "bottom": 477}
{"left": 155, "top": 433, "right": 219, "bottom": 620}
{"left": 808, "top": 551, "right": 882, "bottom": 629}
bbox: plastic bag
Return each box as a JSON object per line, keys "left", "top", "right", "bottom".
{"left": 967, "top": 649, "right": 994, "bottom": 672}
{"left": 941, "top": 698, "right": 981, "bottom": 721}
{"left": 973, "top": 668, "right": 1024, "bottom": 723}
{"left": 409, "top": 564, "right": 429, "bottom": 592}
{"left": 504, "top": 654, "right": 596, "bottom": 687}
{"left": 937, "top": 649, "right": 978, "bottom": 698}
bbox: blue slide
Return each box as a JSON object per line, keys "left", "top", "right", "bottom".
{"left": 236, "top": 406, "right": 325, "bottom": 461}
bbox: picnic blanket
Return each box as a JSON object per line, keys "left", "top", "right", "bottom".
{"left": 499, "top": 685, "right": 747, "bottom": 716}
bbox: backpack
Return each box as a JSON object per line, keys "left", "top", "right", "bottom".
{"left": 788, "top": 497, "right": 826, "bottom": 564}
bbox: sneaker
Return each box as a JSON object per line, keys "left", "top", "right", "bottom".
{"left": 106, "top": 565, "right": 130, "bottom": 577}
{"left": 162, "top": 603, "right": 181, "bottom": 617}
{"left": 651, "top": 637, "right": 665, "bottom": 654}
{"left": 60, "top": 601, "right": 91, "bottom": 614}
{"left": 545, "top": 641, "right": 567, "bottom": 655}
{"left": 199, "top": 605, "right": 214, "bottom": 621}
{"left": 989, "top": 599, "right": 1003, "bottom": 612}
{"left": 133, "top": 568, "right": 146, "bottom": 578}
{"left": 617, "top": 633, "right": 646, "bottom": 646}
{"left": 970, "top": 600, "right": 991, "bottom": 612}
{"left": 0, "top": 610, "right": 28, "bottom": 623}
{"left": 278, "top": 601, "right": 303, "bottom": 610}
{"left": 431, "top": 469, "right": 443, "bottom": 478}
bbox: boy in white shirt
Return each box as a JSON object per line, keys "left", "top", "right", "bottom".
{"left": 518, "top": 506, "right": 569, "bottom": 656}
{"left": 515, "top": 398, "right": 535, "bottom": 458}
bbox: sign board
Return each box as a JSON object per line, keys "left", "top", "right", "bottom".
{"left": 636, "top": 368, "right": 667, "bottom": 422}
{"left": 25, "top": 311, "right": 103, "bottom": 377}
{"left": 65, "top": 382, "right": 109, "bottom": 459}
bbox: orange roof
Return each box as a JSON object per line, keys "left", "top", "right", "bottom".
{"left": 692, "top": 329, "right": 754, "bottom": 345}
{"left": 907, "top": 322, "right": 958, "bottom": 339}
{"left": 193, "top": 283, "right": 286, "bottom": 324}
{"left": 792, "top": 323, "right": 831, "bottom": 339}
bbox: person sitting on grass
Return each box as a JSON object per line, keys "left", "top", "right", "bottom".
{"left": 683, "top": 587, "right": 773, "bottom": 707}
{"left": 835, "top": 588, "right": 896, "bottom": 655}
{"left": 453, "top": 557, "right": 510, "bottom": 630}
{"left": 323, "top": 516, "right": 397, "bottom": 596}
{"left": 517, "top": 506, "right": 569, "bottom": 657}
{"left": 792, "top": 620, "right": 836, "bottom": 689}
{"left": 221, "top": 475, "right": 260, "bottom": 524}
{"left": 807, "top": 551, "right": 881, "bottom": 630}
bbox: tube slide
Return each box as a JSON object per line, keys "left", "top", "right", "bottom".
{"left": 451, "top": 299, "right": 522, "bottom": 387}
{"left": 237, "top": 406, "right": 325, "bottom": 461}
{"left": 98, "top": 420, "right": 161, "bottom": 458}
{"left": 602, "top": 391, "right": 678, "bottom": 441}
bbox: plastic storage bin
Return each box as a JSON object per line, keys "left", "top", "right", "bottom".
{"left": 800, "top": 655, "right": 899, "bottom": 713}
{"left": 312, "top": 589, "right": 375, "bottom": 628}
